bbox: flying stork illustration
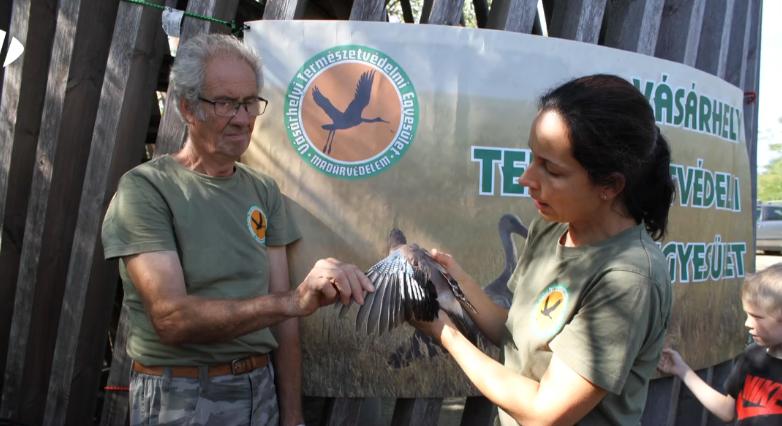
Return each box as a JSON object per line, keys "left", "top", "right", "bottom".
{"left": 312, "top": 70, "right": 388, "bottom": 155}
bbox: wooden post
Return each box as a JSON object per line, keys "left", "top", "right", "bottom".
{"left": 349, "top": 0, "right": 386, "bottom": 22}
{"left": 324, "top": 397, "right": 365, "bottom": 425}
{"left": 99, "top": 307, "right": 133, "bottom": 426}
{"left": 0, "top": 0, "right": 85, "bottom": 419}
{"left": 154, "top": 0, "right": 241, "bottom": 156}
{"left": 547, "top": 0, "right": 607, "bottom": 43}
{"left": 486, "top": 0, "right": 538, "bottom": 33}
{"left": 0, "top": 0, "right": 57, "bottom": 394}
{"left": 602, "top": 0, "right": 664, "bottom": 55}
{"left": 723, "top": 0, "right": 750, "bottom": 87}
{"left": 640, "top": 376, "right": 680, "bottom": 425}
{"left": 742, "top": 0, "right": 761, "bottom": 231}
{"left": 1, "top": 1, "right": 118, "bottom": 424}
{"left": 654, "top": 0, "right": 706, "bottom": 66}
{"left": 391, "top": 398, "right": 443, "bottom": 425}
{"left": 42, "top": 1, "right": 167, "bottom": 423}
{"left": 695, "top": 0, "right": 734, "bottom": 77}
{"left": 263, "top": 0, "right": 306, "bottom": 20}
{"left": 420, "top": 0, "right": 465, "bottom": 26}
{"left": 460, "top": 396, "right": 495, "bottom": 426}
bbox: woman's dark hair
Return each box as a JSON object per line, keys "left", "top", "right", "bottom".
{"left": 539, "top": 74, "right": 675, "bottom": 240}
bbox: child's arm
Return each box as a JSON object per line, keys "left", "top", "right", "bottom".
{"left": 658, "top": 348, "right": 736, "bottom": 422}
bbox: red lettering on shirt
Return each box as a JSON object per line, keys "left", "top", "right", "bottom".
{"left": 736, "top": 374, "right": 782, "bottom": 420}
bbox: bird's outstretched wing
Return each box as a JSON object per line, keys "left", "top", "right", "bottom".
{"left": 312, "top": 86, "right": 342, "bottom": 121}
{"left": 343, "top": 71, "right": 375, "bottom": 120}
{"left": 352, "top": 248, "right": 439, "bottom": 335}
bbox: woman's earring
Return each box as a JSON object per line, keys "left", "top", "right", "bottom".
{"left": 601, "top": 193, "right": 608, "bottom": 201}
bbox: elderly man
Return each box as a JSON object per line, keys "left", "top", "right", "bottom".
{"left": 101, "top": 34, "right": 372, "bottom": 425}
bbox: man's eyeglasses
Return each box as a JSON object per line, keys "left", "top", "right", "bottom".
{"left": 198, "top": 96, "right": 268, "bottom": 117}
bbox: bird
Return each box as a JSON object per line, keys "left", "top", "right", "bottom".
{"left": 344, "top": 228, "right": 477, "bottom": 336}
{"left": 311, "top": 70, "right": 389, "bottom": 155}
{"left": 483, "top": 213, "right": 528, "bottom": 308}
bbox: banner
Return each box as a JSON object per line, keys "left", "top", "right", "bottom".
{"left": 242, "top": 21, "right": 752, "bottom": 397}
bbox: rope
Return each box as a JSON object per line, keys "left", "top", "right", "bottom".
{"left": 104, "top": 385, "right": 130, "bottom": 392}
{"left": 121, "top": 0, "right": 250, "bottom": 36}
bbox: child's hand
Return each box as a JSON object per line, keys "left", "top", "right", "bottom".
{"left": 658, "top": 348, "right": 690, "bottom": 378}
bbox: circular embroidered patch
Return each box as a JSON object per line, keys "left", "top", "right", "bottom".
{"left": 531, "top": 284, "right": 569, "bottom": 339}
{"left": 246, "top": 205, "right": 267, "bottom": 245}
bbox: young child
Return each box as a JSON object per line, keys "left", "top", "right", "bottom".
{"left": 658, "top": 263, "right": 782, "bottom": 425}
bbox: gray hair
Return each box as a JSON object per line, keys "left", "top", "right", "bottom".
{"left": 169, "top": 33, "right": 263, "bottom": 119}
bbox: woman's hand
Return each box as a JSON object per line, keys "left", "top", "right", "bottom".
{"left": 408, "top": 309, "right": 454, "bottom": 342}
{"left": 430, "top": 249, "right": 468, "bottom": 282}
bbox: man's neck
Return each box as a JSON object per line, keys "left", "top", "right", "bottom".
{"left": 173, "top": 143, "right": 235, "bottom": 177}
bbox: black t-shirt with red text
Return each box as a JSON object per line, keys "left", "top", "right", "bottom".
{"left": 725, "top": 344, "right": 782, "bottom": 425}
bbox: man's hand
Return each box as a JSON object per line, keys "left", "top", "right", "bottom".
{"left": 292, "top": 258, "right": 374, "bottom": 316}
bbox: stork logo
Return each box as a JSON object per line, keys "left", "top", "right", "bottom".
{"left": 246, "top": 205, "right": 268, "bottom": 245}
{"left": 531, "top": 284, "right": 569, "bottom": 339}
{"left": 285, "top": 45, "right": 418, "bottom": 179}
{"left": 0, "top": 30, "right": 25, "bottom": 68}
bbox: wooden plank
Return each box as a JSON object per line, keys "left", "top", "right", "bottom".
{"left": 472, "top": 0, "right": 489, "bottom": 28}
{"left": 602, "top": 0, "right": 664, "bottom": 55}
{"left": 99, "top": 307, "right": 132, "bottom": 426}
{"left": 391, "top": 398, "right": 443, "bottom": 425}
{"left": 672, "top": 368, "right": 709, "bottom": 424}
{"left": 1, "top": 0, "right": 119, "bottom": 424}
{"left": 460, "top": 396, "right": 495, "bottom": 426}
{"left": 0, "top": 0, "right": 84, "bottom": 419}
{"left": 154, "top": 0, "right": 241, "bottom": 156}
{"left": 654, "top": 0, "right": 706, "bottom": 66}
{"left": 263, "top": 0, "right": 306, "bottom": 19}
{"left": 486, "top": 0, "right": 538, "bottom": 33}
{"left": 421, "top": 0, "right": 465, "bottom": 25}
{"left": 742, "top": 0, "right": 761, "bottom": 220}
{"left": 724, "top": 0, "right": 750, "bottom": 86}
{"left": 704, "top": 358, "right": 734, "bottom": 426}
{"left": 693, "top": 0, "right": 733, "bottom": 76}
{"left": 548, "top": 0, "right": 607, "bottom": 43}
{"left": 640, "top": 376, "right": 679, "bottom": 425}
{"left": 325, "top": 397, "right": 365, "bottom": 425}
{"left": 349, "top": 0, "right": 386, "bottom": 21}
{"left": 0, "top": 1, "right": 59, "bottom": 397}
{"left": 42, "top": 1, "right": 167, "bottom": 423}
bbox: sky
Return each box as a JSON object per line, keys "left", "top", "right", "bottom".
{"left": 758, "top": 1, "right": 781, "bottom": 172}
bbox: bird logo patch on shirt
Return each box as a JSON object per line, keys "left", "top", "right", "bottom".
{"left": 284, "top": 45, "right": 419, "bottom": 180}
{"left": 246, "top": 205, "right": 267, "bottom": 245}
{"left": 531, "top": 284, "right": 569, "bottom": 339}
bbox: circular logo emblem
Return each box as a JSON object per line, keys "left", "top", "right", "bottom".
{"left": 246, "top": 205, "right": 267, "bottom": 245}
{"left": 284, "top": 45, "right": 419, "bottom": 179}
{"left": 531, "top": 284, "right": 569, "bottom": 339}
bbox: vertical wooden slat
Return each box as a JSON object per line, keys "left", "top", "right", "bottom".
{"left": 263, "top": 0, "right": 306, "bottom": 20}
{"left": 694, "top": 0, "right": 733, "bottom": 77}
{"left": 486, "top": 0, "right": 538, "bottom": 33}
{"left": 324, "top": 397, "right": 365, "bottom": 425}
{"left": 0, "top": 0, "right": 84, "bottom": 419}
{"left": 391, "top": 397, "right": 443, "bottom": 425}
{"left": 671, "top": 369, "right": 710, "bottom": 425}
{"left": 42, "top": 1, "right": 167, "bottom": 423}
{"left": 2, "top": 0, "right": 118, "bottom": 423}
{"left": 99, "top": 307, "right": 133, "bottom": 426}
{"left": 654, "top": 0, "right": 706, "bottom": 66}
{"left": 0, "top": 0, "right": 57, "bottom": 395}
{"left": 742, "top": 0, "right": 761, "bottom": 226}
{"left": 460, "top": 396, "right": 495, "bottom": 426}
{"left": 548, "top": 0, "right": 607, "bottom": 43}
{"left": 640, "top": 376, "right": 680, "bottom": 425}
{"left": 602, "top": 0, "right": 664, "bottom": 55}
{"left": 349, "top": 0, "right": 386, "bottom": 21}
{"left": 420, "top": 0, "right": 466, "bottom": 26}
{"left": 723, "top": 0, "right": 750, "bottom": 87}
{"left": 704, "top": 358, "right": 734, "bottom": 426}
{"left": 154, "top": 0, "right": 241, "bottom": 156}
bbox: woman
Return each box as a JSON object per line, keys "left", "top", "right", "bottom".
{"left": 415, "top": 74, "right": 675, "bottom": 425}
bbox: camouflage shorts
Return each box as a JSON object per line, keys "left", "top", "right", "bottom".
{"left": 129, "top": 363, "right": 279, "bottom": 426}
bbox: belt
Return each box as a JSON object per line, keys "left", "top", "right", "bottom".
{"left": 132, "top": 354, "right": 269, "bottom": 378}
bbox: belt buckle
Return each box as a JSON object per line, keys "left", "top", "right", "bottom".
{"left": 231, "top": 358, "right": 246, "bottom": 375}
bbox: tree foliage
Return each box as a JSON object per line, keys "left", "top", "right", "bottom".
{"left": 759, "top": 142, "right": 782, "bottom": 202}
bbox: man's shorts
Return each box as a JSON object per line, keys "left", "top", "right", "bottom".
{"left": 129, "top": 362, "right": 279, "bottom": 425}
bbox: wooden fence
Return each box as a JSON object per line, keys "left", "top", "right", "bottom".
{"left": 0, "top": 0, "right": 762, "bottom": 425}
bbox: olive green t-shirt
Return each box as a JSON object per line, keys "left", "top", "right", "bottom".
{"left": 101, "top": 155, "right": 300, "bottom": 366}
{"left": 499, "top": 218, "right": 672, "bottom": 425}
